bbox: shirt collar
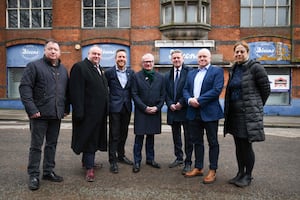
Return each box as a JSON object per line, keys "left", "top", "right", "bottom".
{"left": 198, "top": 64, "right": 210, "bottom": 71}
{"left": 116, "top": 66, "right": 126, "bottom": 72}
{"left": 174, "top": 66, "right": 182, "bottom": 71}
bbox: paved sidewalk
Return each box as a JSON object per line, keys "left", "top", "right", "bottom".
{"left": 0, "top": 109, "right": 300, "bottom": 128}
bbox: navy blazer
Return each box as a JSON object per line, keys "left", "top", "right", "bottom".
{"left": 105, "top": 66, "right": 134, "bottom": 113}
{"left": 183, "top": 65, "right": 224, "bottom": 121}
{"left": 165, "top": 65, "right": 192, "bottom": 124}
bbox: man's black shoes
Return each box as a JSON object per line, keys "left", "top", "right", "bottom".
{"left": 28, "top": 177, "right": 39, "bottom": 191}
{"left": 168, "top": 159, "right": 184, "bottom": 168}
{"left": 146, "top": 160, "right": 161, "bottom": 168}
{"left": 42, "top": 172, "right": 63, "bottom": 182}
{"left": 132, "top": 163, "right": 140, "bottom": 173}
{"left": 110, "top": 163, "right": 119, "bottom": 174}
{"left": 118, "top": 156, "right": 133, "bottom": 165}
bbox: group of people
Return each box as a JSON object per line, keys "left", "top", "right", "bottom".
{"left": 19, "top": 39, "right": 270, "bottom": 191}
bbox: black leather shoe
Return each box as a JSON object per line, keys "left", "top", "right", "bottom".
{"left": 181, "top": 164, "right": 191, "bottom": 175}
{"left": 168, "top": 159, "right": 184, "bottom": 168}
{"left": 146, "top": 160, "right": 161, "bottom": 169}
{"left": 28, "top": 177, "right": 39, "bottom": 191}
{"left": 118, "top": 156, "right": 133, "bottom": 165}
{"left": 234, "top": 174, "right": 253, "bottom": 187}
{"left": 42, "top": 172, "right": 63, "bottom": 182}
{"left": 132, "top": 163, "right": 140, "bottom": 173}
{"left": 110, "top": 163, "right": 119, "bottom": 174}
{"left": 228, "top": 172, "right": 244, "bottom": 184}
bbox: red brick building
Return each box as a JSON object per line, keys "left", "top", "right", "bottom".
{"left": 0, "top": 0, "right": 299, "bottom": 115}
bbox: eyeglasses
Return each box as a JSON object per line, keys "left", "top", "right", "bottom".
{"left": 143, "top": 60, "right": 154, "bottom": 63}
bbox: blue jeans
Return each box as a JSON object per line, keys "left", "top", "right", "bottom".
{"left": 27, "top": 119, "right": 61, "bottom": 178}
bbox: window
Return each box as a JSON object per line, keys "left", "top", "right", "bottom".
{"left": 6, "top": 0, "right": 52, "bottom": 28}
{"left": 265, "top": 67, "right": 290, "bottom": 106}
{"left": 240, "top": 0, "right": 290, "bottom": 27}
{"left": 161, "top": 0, "right": 209, "bottom": 25}
{"left": 82, "top": 0, "right": 130, "bottom": 28}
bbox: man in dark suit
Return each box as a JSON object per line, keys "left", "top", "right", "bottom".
{"left": 105, "top": 49, "right": 134, "bottom": 174}
{"left": 69, "top": 45, "right": 109, "bottom": 182}
{"left": 183, "top": 48, "right": 224, "bottom": 184}
{"left": 131, "top": 53, "right": 165, "bottom": 173}
{"left": 165, "top": 49, "right": 193, "bottom": 175}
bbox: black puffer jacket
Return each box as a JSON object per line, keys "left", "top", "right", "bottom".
{"left": 19, "top": 56, "right": 70, "bottom": 119}
{"left": 224, "top": 59, "right": 270, "bottom": 142}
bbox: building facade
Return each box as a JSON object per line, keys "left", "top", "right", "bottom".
{"left": 0, "top": 0, "right": 299, "bottom": 115}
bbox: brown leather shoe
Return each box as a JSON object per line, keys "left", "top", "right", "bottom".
{"left": 184, "top": 168, "right": 203, "bottom": 177}
{"left": 203, "top": 170, "right": 216, "bottom": 184}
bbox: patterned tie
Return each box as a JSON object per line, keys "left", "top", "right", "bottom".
{"left": 95, "top": 65, "right": 102, "bottom": 75}
{"left": 174, "top": 69, "right": 179, "bottom": 101}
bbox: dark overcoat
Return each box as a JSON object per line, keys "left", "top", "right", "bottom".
{"left": 131, "top": 70, "right": 165, "bottom": 135}
{"left": 165, "top": 65, "right": 191, "bottom": 125}
{"left": 69, "top": 58, "right": 109, "bottom": 154}
{"left": 223, "top": 59, "right": 270, "bottom": 142}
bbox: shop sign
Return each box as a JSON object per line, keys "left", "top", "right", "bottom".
{"left": 268, "top": 75, "right": 290, "bottom": 92}
{"left": 7, "top": 44, "right": 44, "bottom": 67}
{"left": 159, "top": 48, "right": 198, "bottom": 65}
{"left": 249, "top": 42, "right": 290, "bottom": 64}
{"left": 82, "top": 44, "right": 130, "bottom": 67}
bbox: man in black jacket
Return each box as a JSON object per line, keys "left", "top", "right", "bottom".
{"left": 19, "top": 39, "right": 70, "bottom": 191}
{"left": 105, "top": 49, "right": 134, "bottom": 174}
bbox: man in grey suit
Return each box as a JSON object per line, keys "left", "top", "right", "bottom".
{"left": 165, "top": 49, "right": 193, "bottom": 175}
{"left": 105, "top": 49, "right": 134, "bottom": 174}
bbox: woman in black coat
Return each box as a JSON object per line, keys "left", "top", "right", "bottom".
{"left": 224, "top": 41, "right": 270, "bottom": 187}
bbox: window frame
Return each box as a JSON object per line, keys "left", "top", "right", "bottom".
{"left": 6, "top": 0, "right": 52, "bottom": 29}
{"left": 240, "top": 0, "right": 291, "bottom": 27}
{"left": 81, "top": 0, "right": 130, "bottom": 28}
{"left": 161, "top": 0, "right": 209, "bottom": 25}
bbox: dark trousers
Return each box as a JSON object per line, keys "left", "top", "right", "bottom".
{"left": 108, "top": 107, "right": 131, "bottom": 163}
{"left": 27, "top": 118, "right": 61, "bottom": 178}
{"left": 188, "top": 119, "right": 219, "bottom": 170}
{"left": 234, "top": 137, "right": 255, "bottom": 176}
{"left": 171, "top": 121, "right": 193, "bottom": 165}
{"left": 133, "top": 135, "right": 155, "bottom": 164}
{"left": 82, "top": 152, "right": 95, "bottom": 169}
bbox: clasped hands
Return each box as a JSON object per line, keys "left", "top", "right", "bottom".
{"left": 145, "top": 106, "right": 158, "bottom": 114}
{"left": 170, "top": 102, "right": 183, "bottom": 111}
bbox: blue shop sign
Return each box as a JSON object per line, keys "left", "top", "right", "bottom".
{"left": 82, "top": 44, "right": 130, "bottom": 67}
{"left": 7, "top": 44, "right": 44, "bottom": 67}
{"left": 159, "top": 48, "right": 199, "bottom": 65}
{"left": 249, "top": 42, "right": 290, "bottom": 64}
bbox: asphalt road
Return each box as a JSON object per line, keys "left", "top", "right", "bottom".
{"left": 0, "top": 122, "right": 299, "bottom": 200}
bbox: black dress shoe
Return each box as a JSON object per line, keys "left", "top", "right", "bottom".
{"left": 132, "top": 163, "right": 140, "bottom": 173}
{"left": 228, "top": 172, "right": 244, "bottom": 184}
{"left": 110, "top": 163, "right": 119, "bottom": 174}
{"left": 42, "top": 172, "right": 63, "bottom": 182}
{"left": 234, "top": 174, "right": 253, "bottom": 187}
{"left": 146, "top": 160, "right": 161, "bottom": 169}
{"left": 118, "top": 156, "right": 133, "bottom": 165}
{"left": 28, "top": 177, "right": 39, "bottom": 191}
{"left": 168, "top": 159, "right": 184, "bottom": 168}
{"left": 181, "top": 164, "right": 191, "bottom": 175}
